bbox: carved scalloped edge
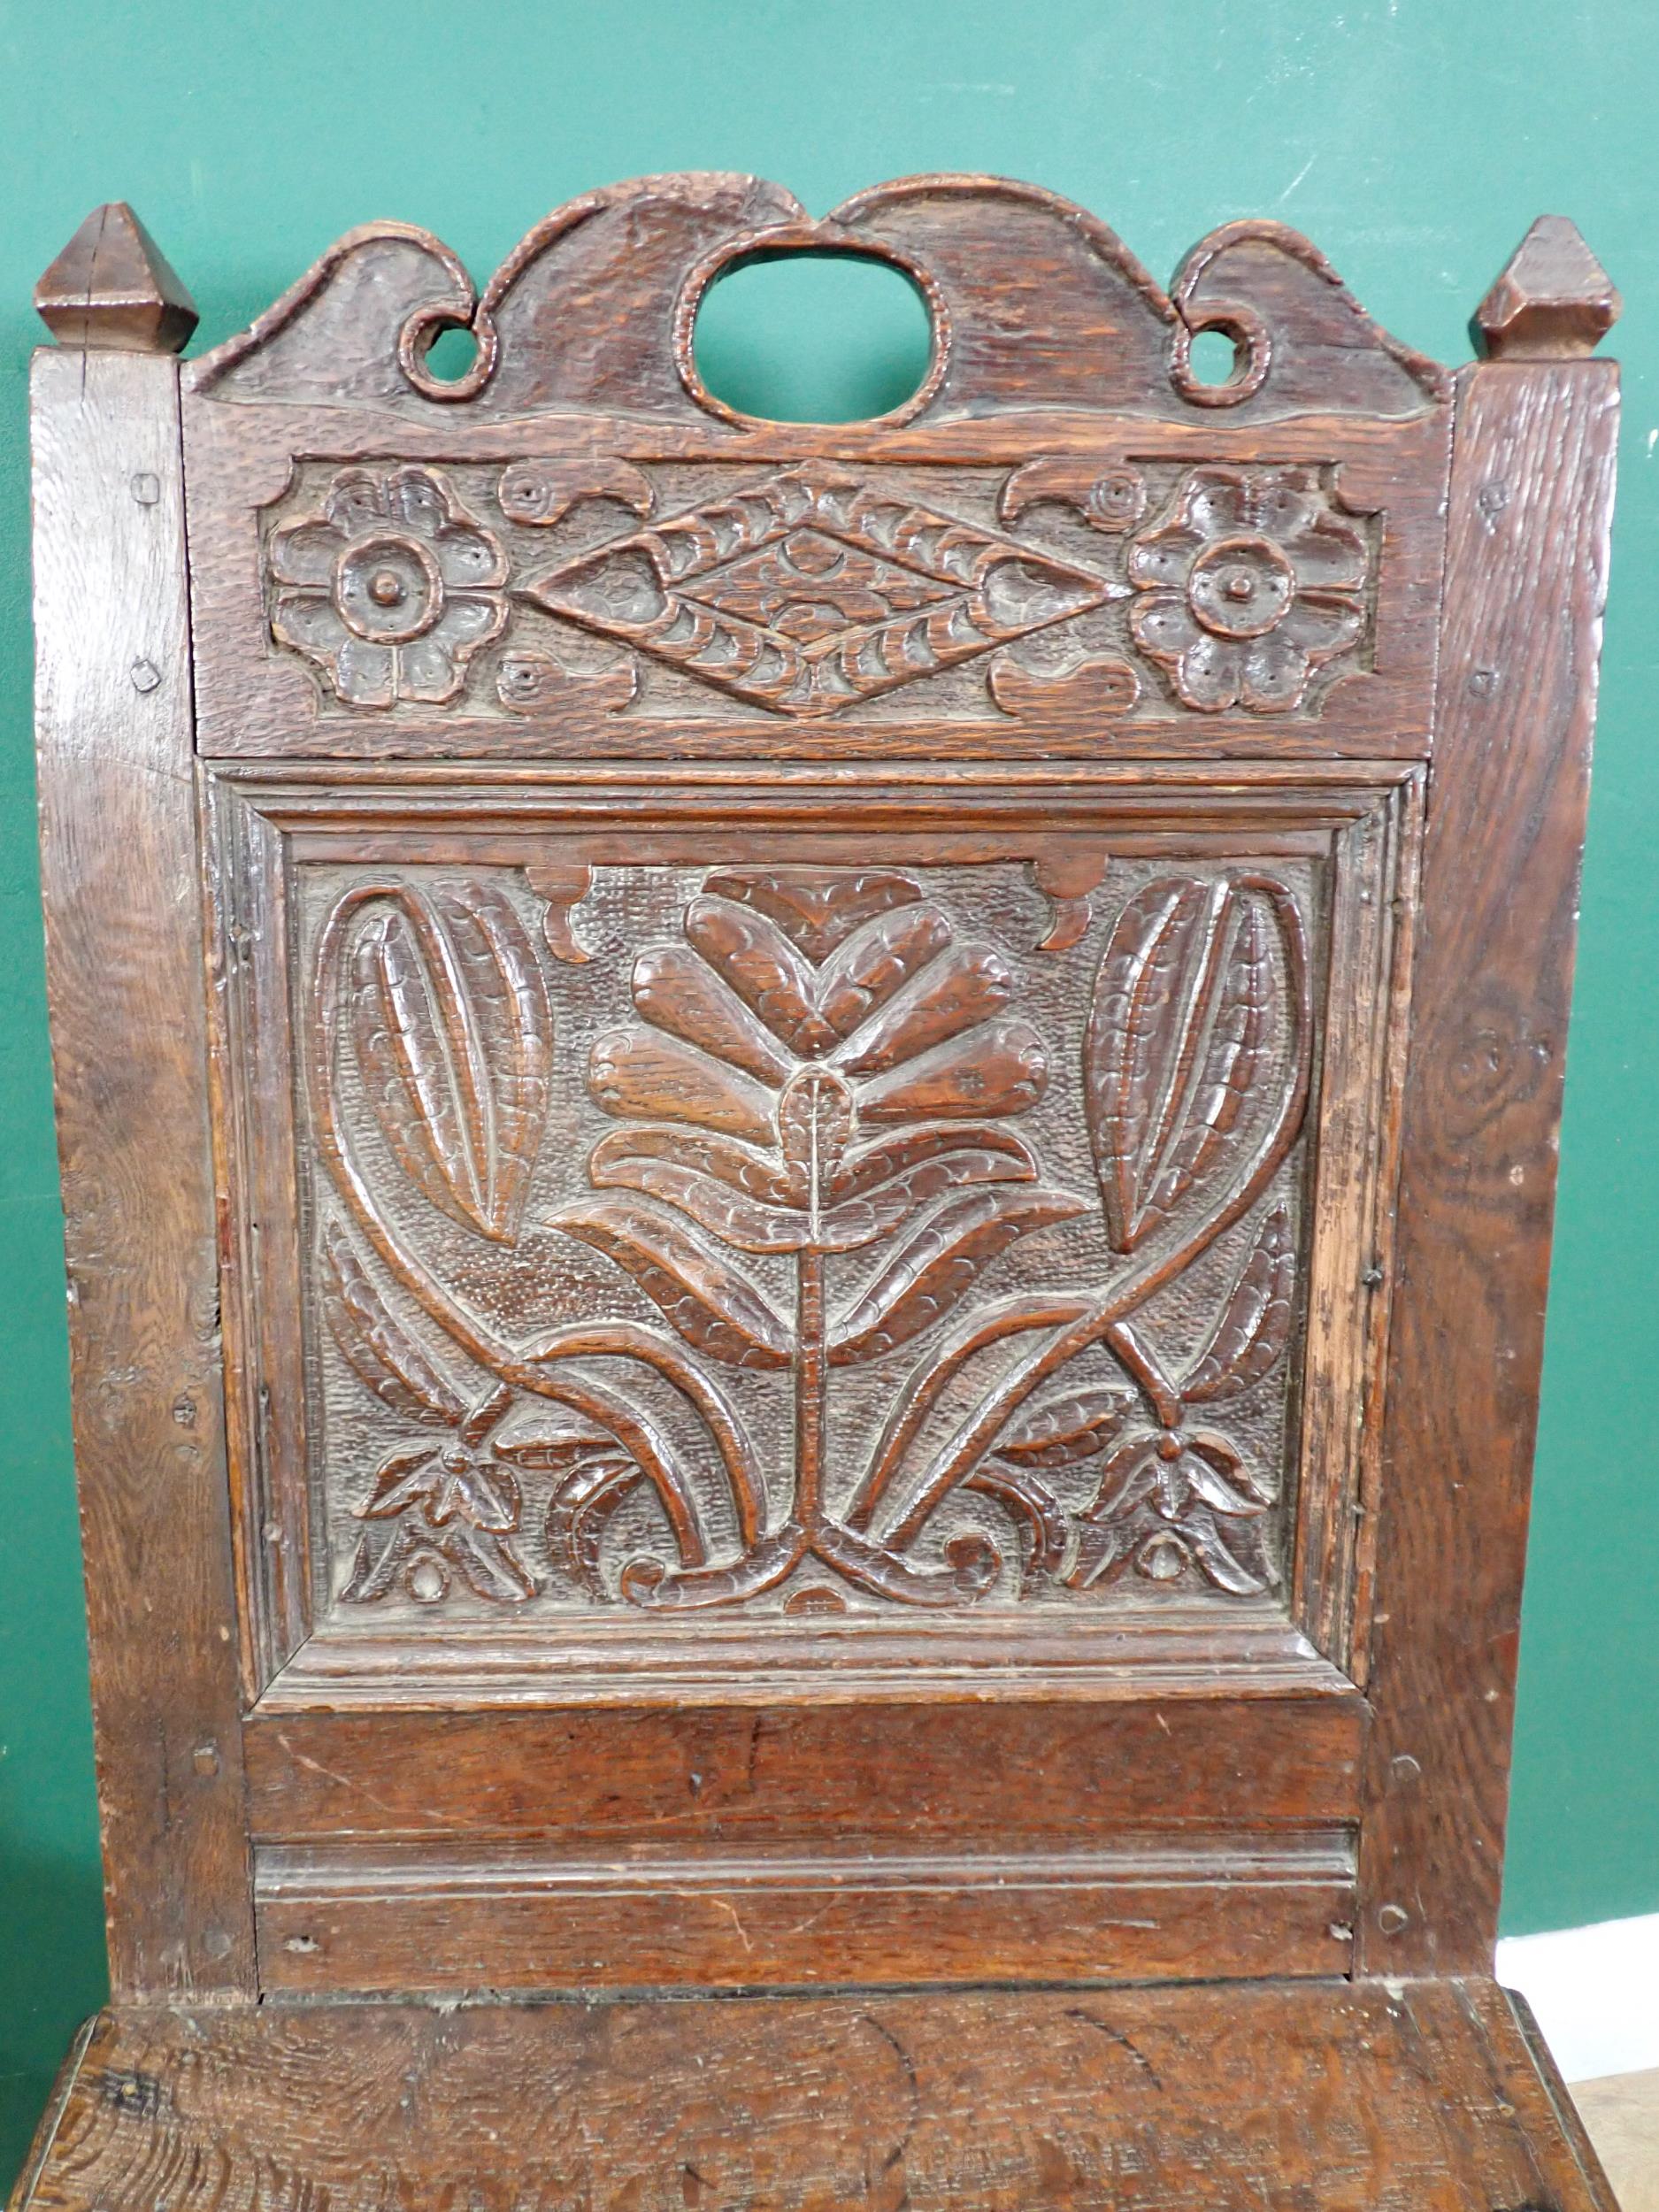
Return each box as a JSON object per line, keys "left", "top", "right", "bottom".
{"left": 184, "top": 170, "right": 1451, "bottom": 419}
{"left": 189, "top": 173, "right": 808, "bottom": 401}
{"left": 831, "top": 171, "right": 1176, "bottom": 323}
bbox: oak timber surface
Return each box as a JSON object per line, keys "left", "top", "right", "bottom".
{"left": 11, "top": 1981, "right": 1617, "bottom": 2212}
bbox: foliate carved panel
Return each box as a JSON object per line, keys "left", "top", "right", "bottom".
{"left": 286, "top": 842, "right": 1331, "bottom": 1621}
{"left": 258, "top": 460, "right": 1377, "bottom": 728}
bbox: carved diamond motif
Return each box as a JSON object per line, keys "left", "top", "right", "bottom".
{"left": 524, "top": 466, "right": 1113, "bottom": 718}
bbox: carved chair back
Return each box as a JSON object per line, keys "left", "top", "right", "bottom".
{"left": 29, "top": 182, "right": 1618, "bottom": 2001}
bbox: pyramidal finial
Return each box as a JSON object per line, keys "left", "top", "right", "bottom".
{"left": 35, "top": 203, "right": 197, "bottom": 353}
{"left": 1475, "top": 216, "right": 1619, "bottom": 361}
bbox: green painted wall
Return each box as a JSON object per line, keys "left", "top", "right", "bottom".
{"left": 1, "top": 0, "right": 1654, "bottom": 2175}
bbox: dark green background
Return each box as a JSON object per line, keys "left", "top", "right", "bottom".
{"left": 2, "top": 0, "right": 1655, "bottom": 2178}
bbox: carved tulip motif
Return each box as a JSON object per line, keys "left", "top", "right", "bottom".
{"left": 312, "top": 858, "right": 1313, "bottom": 1610}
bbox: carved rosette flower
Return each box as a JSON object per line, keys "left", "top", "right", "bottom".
{"left": 270, "top": 465, "right": 510, "bottom": 707}
{"left": 1127, "top": 467, "right": 1366, "bottom": 713}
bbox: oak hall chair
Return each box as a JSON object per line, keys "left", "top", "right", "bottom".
{"left": 15, "top": 180, "right": 1621, "bottom": 2209}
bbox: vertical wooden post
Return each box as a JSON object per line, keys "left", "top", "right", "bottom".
{"left": 1357, "top": 219, "right": 1621, "bottom": 1976}
{"left": 31, "top": 206, "right": 255, "bottom": 1999}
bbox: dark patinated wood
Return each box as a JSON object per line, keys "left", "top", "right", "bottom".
{"left": 30, "top": 340, "right": 254, "bottom": 2001}
{"left": 15, "top": 1983, "right": 1619, "bottom": 2212}
{"left": 33, "top": 202, "right": 198, "bottom": 354}
{"left": 1357, "top": 349, "right": 1620, "bottom": 1975}
{"left": 18, "top": 180, "right": 1620, "bottom": 2207}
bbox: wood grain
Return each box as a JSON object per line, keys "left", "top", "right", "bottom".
{"left": 12, "top": 1980, "right": 1617, "bottom": 2212}
{"left": 22, "top": 181, "right": 1622, "bottom": 2190}
{"left": 243, "top": 1691, "right": 1365, "bottom": 1841}
{"left": 30, "top": 348, "right": 255, "bottom": 1998}
{"left": 1356, "top": 357, "right": 1620, "bottom": 1973}
{"left": 254, "top": 1831, "right": 1355, "bottom": 1990}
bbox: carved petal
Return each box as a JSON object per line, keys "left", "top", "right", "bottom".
{"left": 815, "top": 904, "right": 952, "bottom": 1037}
{"left": 836, "top": 941, "right": 1016, "bottom": 1078}
{"left": 856, "top": 1018, "right": 1048, "bottom": 1124}
{"left": 776, "top": 1067, "right": 855, "bottom": 1193}
{"left": 828, "top": 1185, "right": 1085, "bottom": 1365}
{"left": 359, "top": 1443, "right": 442, "bottom": 1517}
{"left": 551, "top": 1197, "right": 789, "bottom": 1370}
{"left": 1172, "top": 1509, "right": 1268, "bottom": 1595}
{"left": 702, "top": 867, "right": 923, "bottom": 962}
{"left": 684, "top": 896, "right": 836, "bottom": 1057}
{"left": 588, "top": 1026, "right": 776, "bottom": 1145}
{"left": 631, "top": 942, "right": 795, "bottom": 1087}
{"left": 1187, "top": 1429, "right": 1276, "bottom": 1510}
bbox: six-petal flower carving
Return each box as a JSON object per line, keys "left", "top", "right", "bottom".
{"left": 270, "top": 465, "right": 510, "bottom": 707}
{"left": 1127, "top": 465, "right": 1367, "bottom": 713}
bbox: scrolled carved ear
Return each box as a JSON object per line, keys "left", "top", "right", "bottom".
{"left": 190, "top": 221, "right": 482, "bottom": 403}
{"left": 1170, "top": 222, "right": 1449, "bottom": 418}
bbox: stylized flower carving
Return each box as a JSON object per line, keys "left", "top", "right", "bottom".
{"left": 270, "top": 465, "right": 509, "bottom": 707}
{"left": 1128, "top": 466, "right": 1366, "bottom": 713}
{"left": 558, "top": 868, "right": 1083, "bottom": 1376}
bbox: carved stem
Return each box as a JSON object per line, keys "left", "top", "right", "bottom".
{"left": 873, "top": 890, "right": 1313, "bottom": 1549}
{"left": 795, "top": 1247, "right": 826, "bottom": 1529}
{"left": 841, "top": 1292, "right": 1091, "bottom": 1534}
{"left": 311, "top": 886, "right": 722, "bottom": 1565}
{"left": 519, "top": 1321, "right": 764, "bottom": 1548}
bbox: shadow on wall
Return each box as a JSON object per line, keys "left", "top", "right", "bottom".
{"left": 0, "top": 1847, "right": 106, "bottom": 2193}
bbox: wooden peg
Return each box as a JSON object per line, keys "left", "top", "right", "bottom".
{"left": 35, "top": 202, "right": 198, "bottom": 353}
{"left": 1475, "top": 215, "right": 1619, "bottom": 360}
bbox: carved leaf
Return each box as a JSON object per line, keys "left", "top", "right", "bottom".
{"left": 321, "top": 1223, "right": 466, "bottom": 1426}
{"left": 1183, "top": 1207, "right": 1295, "bottom": 1403}
{"left": 495, "top": 1429, "right": 627, "bottom": 1475}
{"left": 828, "top": 1186, "right": 1086, "bottom": 1366}
{"left": 829, "top": 1122, "right": 1037, "bottom": 1202}
{"left": 994, "top": 1386, "right": 1133, "bottom": 1470}
{"left": 1144, "top": 895, "right": 1273, "bottom": 1226}
{"left": 350, "top": 883, "right": 551, "bottom": 1243}
{"left": 548, "top": 1455, "right": 643, "bottom": 1597}
{"left": 588, "top": 1125, "right": 803, "bottom": 1209}
{"left": 964, "top": 1464, "right": 1071, "bottom": 1588}
{"left": 1086, "top": 876, "right": 1299, "bottom": 1252}
{"left": 551, "top": 1197, "right": 790, "bottom": 1370}
{"left": 589, "top": 1153, "right": 813, "bottom": 1254}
